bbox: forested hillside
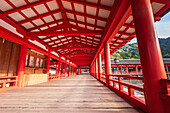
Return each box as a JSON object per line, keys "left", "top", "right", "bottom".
{"left": 111, "top": 37, "right": 170, "bottom": 59}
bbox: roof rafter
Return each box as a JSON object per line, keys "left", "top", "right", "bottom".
{"left": 17, "top": 9, "right": 61, "bottom": 25}
{"left": 2, "top": 0, "right": 53, "bottom": 15}
{"left": 26, "top": 30, "right": 103, "bottom": 36}
{"left": 63, "top": 0, "right": 112, "bottom": 10}
{"left": 51, "top": 47, "right": 96, "bottom": 50}
{"left": 63, "top": 9, "right": 107, "bottom": 22}
{"left": 151, "top": 0, "right": 170, "bottom": 5}
{"left": 68, "top": 19, "right": 104, "bottom": 30}
{"left": 28, "top": 19, "right": 63, "bottom": 31}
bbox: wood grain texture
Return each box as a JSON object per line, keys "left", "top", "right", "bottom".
{"left": 0, "top": 75, "right": 144, "bottom": 113}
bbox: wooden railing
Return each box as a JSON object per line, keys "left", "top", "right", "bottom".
{"left": 159, "top": 79, "right": 170, "bottom": 113}
{"left": 49, "top": 72, "right": 77, "bottom": 80}
{"left": 109, "top": 74, "right": 146, "bottom": 111}
{"left": 100, "top": 73, "right": 106, "bottom": 83}
{"left": 96, "top": 73, "right": 146, "bottom": 112}
{"left": 0, "top": 76, "right": 18, "bottom": 91}
{"left": 49, "top": 74, "right": 59, "bottom": 80}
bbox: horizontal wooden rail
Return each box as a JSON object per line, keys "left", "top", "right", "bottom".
{"left": 0, "top": 76, "right": 18, "bottom": 91}
{"left": 108, "top": 74, "right": 146, "bottom": 111}
{"left": 94, "top": 73, "right": 146, "bottom": 112}
{"left": 49, "top": 74, "right": 60, "bottom": 80}
{"left": 109, "top": 74, "right": 143, "bottom": 80}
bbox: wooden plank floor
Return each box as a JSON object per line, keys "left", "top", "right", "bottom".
{"left": 0, "top": 75, "right": 144, "bottom": 113}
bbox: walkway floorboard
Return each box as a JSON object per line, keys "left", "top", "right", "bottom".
{"left": 0, "top": 75, "right": 144, "bottom": 113}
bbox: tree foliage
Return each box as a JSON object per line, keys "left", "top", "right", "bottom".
{"left": 111, "top": 37, "right": 170, "bottom": 59}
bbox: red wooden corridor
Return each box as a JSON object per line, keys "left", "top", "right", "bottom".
{"left": 0, "top": 75, "right": 144, "bottom": 113}
{"left": 0, "top": 0, "right": 170, "bottom": 113}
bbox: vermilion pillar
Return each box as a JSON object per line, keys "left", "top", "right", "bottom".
{"left": 135, "top": 66, "right": 138, "bottom": 74}
{"left": 131, "top": 0, "right": 167, "bottom": 113}
{"left": 17, "top": 44, "right": 28, "bottom": 87}
{"left": 45, "top": 52, "right": 51, "bottom": 80}
{"left": 94, "top": 60, "right": 96, "bottom": 78}
{"left": 68, "top": 63, "right": 70, "bottom": 77}
{"left": 58, "top": 59, "right": 61, "bottom": 79}
{"left": 64, "top": 61, "right": 67, "bottom": 77}
{"left": 98, "top": 54, "right": 102, "bottom": 81}
{"left": 117, "top": 66, "right": 119, "bottom": 74}
{"left": 80, "top": 68, "right": 81, "bottom": 74}
{"left": 70, "top": 66, "right": 72, "bottom": 76}
{"left": 104, "top": 42, "right": 111, "bottom": 87}
{"left": 55, "top": 62, "right": 58, "bottom": 75}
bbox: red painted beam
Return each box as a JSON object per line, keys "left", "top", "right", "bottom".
{"left": 91, "top": 0, "right": 131, "bottom": 66}
{"left": 2, "top": 0, "right": 53, "bottom": 15}
{"left": 56, "top": 0, "right": 69, "bottom": 31}
{"left": 118, "top": 31, "right": 136, "bottom": 37}
{"left": 154, "top": 5, "right": 170, "bottom": 17}
{"left": 123, "top": 23, "right": 135, "bottom": 28}
{"left": 66, "top": 54, "right": 94, "bottom": 57}
{"left": 63, "top": 0, "right": 112, "bottom": 10}
{"left": 68, "top": 19, "right": 104, "bottom": 30}
{"left": 0, "top": 14, "right": 26, "bottom": 35}
{"left": 63, "top": 9, "right": 107, "bottom": 22}
{"left": 151, "top": 0, "right": 170, "bottom": 5}
{"left": 75, "top": 36, "right": 99, "bottom": 43}
{"left": 42, "top": 24, "right": 64, "bottom": 31}
{"left": 26, "top": 30, "right": 103, "bottom": 36}
{"left": 17, "top": 9, "right": 61, "bottom": 25}
{"left": 51, "top": 47, "right": 96, "bottom": 50}
{"left": 28, "top": 19, "right": 63, "bottom": 31}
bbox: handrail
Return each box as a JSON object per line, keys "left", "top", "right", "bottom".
{"left": 109, "top": 74, "right": 143, "bottom": 80}
{"left": 0, "top": 76, "right": 18, "bottom": 90}
{"left": 96, "top": 73, "right": 146, "bottom": 111}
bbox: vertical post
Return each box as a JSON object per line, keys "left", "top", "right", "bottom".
{"left": 64, "top": 61, "right": 67, "bottom": 77}
{"left": 70, "top": 66, "right": 72, "bottom": 76}
{"left": 80, "top": 68, "right": 81, "bottom": 74}
{"left": 94, "top": 59, "right": 96, "bottom": 78}
{"left": 16, "top": 44, "right": 28, "bottom": 87}
{"left": 135, "top": 65, "right": 138, "bottom": 74}
{"left": 118, "top": 77, "right": 123, "bottom": 91}
{"left": 55, "top": 61, "right": 58, "bottom": 78}
{"left": 45, "top": 51, "right": 51, "bottom": 80}
{"left": 131, "top": 0, "right": 167, "bottom": 113}
{"left": 104, "top": 42, "right": 111, "bottom": 87}
{"left": 68, "top": 63, "right": 70, "bottom": 77}
{"left": 166, "top": 66, "right": 169, "bottom": 73}
{"left": 58, "top": 58, "right": 61, "bottom": 79}
{"left": 98, "top": 54, "right": 102, "bottom": 81}
{"left": 117, "top": 66, "right": 119, "bottom": 74}
{"left": 126, "top": 65, "right": 129, "bottom": 74}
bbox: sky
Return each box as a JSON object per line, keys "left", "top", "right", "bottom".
{"left": 128, "top": 12, "right": 170, "bottom": 44}
{"left": 155, "top": 12, "right": 170, "bottom": 38}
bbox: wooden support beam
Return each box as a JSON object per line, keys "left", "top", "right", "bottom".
{"left": 63, "top": 0, "right": 112, "bottom": 10}
{"left": 51, "top": 47, "right": 96, "bottom": 50}
{"left": 2, "top": 0, "right": 53, "bottom": 15}
{"left": 26, "top": 30, "right": 103, "bottom": 36}
{"left": 63, "top": 9, "right": 107, "bottom": 22}
{"left": 151, "top": 0, "right": 170, "bottom": 5}
{"left": 28, "top": 19, "right": 63, "bottom": 31}
{"left": 17, "top": 9, "right": 61, "bottom": 25}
